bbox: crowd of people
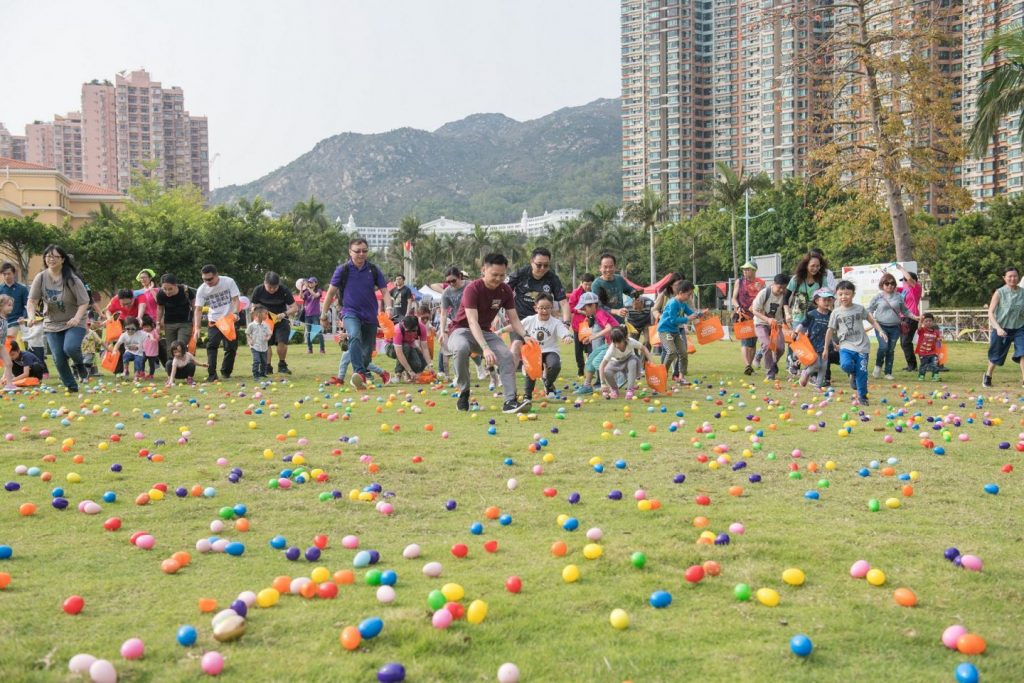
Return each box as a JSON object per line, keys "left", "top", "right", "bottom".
{"left": 3, "top": 241, "right": 1024, "bottom": 405}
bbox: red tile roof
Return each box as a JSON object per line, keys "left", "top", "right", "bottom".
{"left": 0, "top": 156, "right": 52, "bottom": 170}
{"left": 68, "top": 180, "right": 122, "bottom": 196}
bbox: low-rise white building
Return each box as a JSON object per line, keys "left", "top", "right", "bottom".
{"left": 343, "top": 209, "right": 582, "bottom": 253}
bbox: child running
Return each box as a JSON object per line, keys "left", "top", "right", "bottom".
{"left": 795, "top": 288, "right": 836, "bottom": 389}
{"left": 656, "top": 280, "right": 704, "bottom": 385}
{"left": 246, "top": 305, "right": 272, "bottom": 379}
{"left": 507, "top": 293, "right": 573, "bottom": 399}
{"left": 141, "top": 317, "right": 160, "bottom": 378}
{"left": 823, "top": 280, "right": 887, "bottom": 406}
{"left": 573, "top": 292, "right": 619, "bottom": 395}
{"left": 114, "top": 317, "right": 148, "bottom": 380}
{"left": 915, "top": 313, "right": 943, "bottom": 381}
{"left": 599, "top": 327, "right": 654, "bottom": 399}
{"left": 751, "top": 274, "right": 792, "bottom": 380}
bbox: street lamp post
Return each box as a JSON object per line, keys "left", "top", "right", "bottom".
{"left": 742, "top": 188, "right": 775, "bottom": 264}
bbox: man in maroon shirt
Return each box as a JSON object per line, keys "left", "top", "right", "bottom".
{"left": 448, "top": 252, "right": 532, "bottom": 414}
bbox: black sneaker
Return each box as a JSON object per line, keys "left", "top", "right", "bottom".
{"left": 502, "top": 397, "right": 531, "bottom": 414}
{"left": 860, "top": 397, "right": 870, "bottom": 407}
{"left": 457, "top": 389, "right": 470, "bottom": 412}
{"left": 743, "top": 365, "right": 754, "bottom": 376}
{"left": 850, "top": 374, "right": 857, "bottom": 390}
{"left": 265, "top": 366, "right": 274, "bottom": 374}
{"left": 207, "top": 374, "right": 219, "bottom": 382}
{"left": 278, "top": 364, "right": 292, "bottom": 375}
{"left": 982, "top": 374, "right": 992, "bottom": 388}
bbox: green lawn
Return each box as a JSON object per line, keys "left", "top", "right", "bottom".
{"left": 0, "top": 340, "right": 1020, "bottom": 682}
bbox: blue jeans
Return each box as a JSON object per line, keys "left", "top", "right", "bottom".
{"left": 840, "top": 349, "right": 870, "bottom": 400}
{"left": 342, "top": 315, "right": 377, "bottom": 376}
{"left": 304, "top": 313, "right": 324, "bottom": 352}
{"left": 122, "top": 351, "right": 145, "bottom": 373}
{"left": 874, "top": 324, "right": 901, "bottom": 375}
{"left": 45, "top": 326, "right": 87, "bottom": 390}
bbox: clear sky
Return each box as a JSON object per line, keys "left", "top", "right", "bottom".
{"left": 2, "top": 0, "right": 620, "bottom": 189}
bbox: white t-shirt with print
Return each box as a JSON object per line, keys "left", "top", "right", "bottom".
{"left": 605, "top": 337, "right": 644, "bottom": 363}
{"left": 195, "top": 275, "right": 240, "bottom": 322}
{"left": 520, "top": 315, "right": 571, "bottom": 354}
{"left": 117, "top": 330, "right": 148, "bottom": 354}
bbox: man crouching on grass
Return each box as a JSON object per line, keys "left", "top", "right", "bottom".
{"left": 447, "top": 252, "right": 532, "bottom": 414}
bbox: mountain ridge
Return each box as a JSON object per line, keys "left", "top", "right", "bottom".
{"left": 210, "top": 98, "right": 622, "bottom": 225}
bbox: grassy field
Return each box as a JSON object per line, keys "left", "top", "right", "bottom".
{"left": 0, "top": 339, "right": 1020, "bottom": 682}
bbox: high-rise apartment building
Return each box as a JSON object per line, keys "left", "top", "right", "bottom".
{"left": 623, "top": 0, "right": 1024, "bottom": 219}
{"left": 24, "top": 113, "right": 84, "bottom": 180}
{"left": 81, "top": 80, "right": 118, "bottom": 190}
{"left": 111, "top": 70, "right": 210, "bottom": 198}
{"left": 961, "top": 0, "right": 1024, "bottom": 209}
{"left": 622, "top": 0, "right": 833, "bottom": 218}
{"left": 5, "top": 69, "right": 209, "bottom": 197}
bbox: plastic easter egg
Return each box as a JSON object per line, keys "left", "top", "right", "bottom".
{"left": 684, "top": 565, "right": 705, "bottom": 583}
{"left": 609, "top": 608, "right": 629, "bottom": 629}
{"left": 358, "top": 616, "right": 384, "bottom": 639}
{"left": 505, "top": 575, "right": 522, "bottom": 593}
{"left": 402, "top": 544, "right": 421, "bottom": 559}
{"left": 63, "top": 595, "right": 85, "bottom": 614}
{"left": 212, "top": 614, "right": 246, "bottom": 642}
{"left": 582, "top": 543, "right": 603, "bottom": 560}
{"left": 176, "top": 625, "right": 197, "bottom": 646}
{"left": 466, "top": 599, "right": 488, "bottom": 624}
{"left": 649, "top": 590, "right": 672, "bottom": 608}
{"left": 376, "top": 585, "right": 395, "bottom": 603}
{"left": 256, "top": 588, "right": 279, "bottom": 608}
{"left": 782, "top": 568, "right": 805, "bottom": 586}
{"left": 630, "top": 551, "right": 646, "bottom": 568}
{"left": 756, "top": 588, "right": 780, "bottom": 607}
{"left": 339, "top": 626, "right": 361, "bottom": 650}
{"left": 956, "top": 633, "right": 987, "bottom": 655}
{"left": 960, "top": 554, "right": 983, "bottom": 572}
{"left": 790, "top": 634, "right": 813, "bottom": 657}
{"left": 497, "top": 662, "right": 521, "bottom": 683}
{"left": 69, "top": 654, "right": 97, "bottom": 673}
{"left": 850, "top": 560, "right": 870, "bottom": 578}
{"left": 866, "top": 568, "right": 886, "bottom": 586}
{"left": 733, "top": 583, "right": 752, "bottom": 601}
{"left": 893, "top": 587, "right": 917, "bottom": 607}
{"left": 422, "top": 561, "right": 443, "bottom": 577}
{"left": 441, "top": 583, "right": 465, "bottom": 602}
{"left": 88, "top": 659, "right": 118, "bottom": 683}
{"left": 200, "top": 651, "right": 224, "bottom": 675}
{"left": 377, "top": 662, "right": 405, "bottom": 683}
{"left": 431, "top": 608, "right": 453, "bottom": 629}
{"left": 562, "top": 564, "right": 580, "bottom": 583}
{"left": 955, "top": 662, "right": 979, "bottom": 683}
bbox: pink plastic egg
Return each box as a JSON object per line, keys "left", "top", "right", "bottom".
{"left": 942, "top": 624, "right": 967, "bottom": 649}
{"left": 201, "top": 651, "right": 224, "bottom": 675}
{"left": 342, "top": 535, "right": 359, "bottom": 549}
{"left": 960, "top": 554, "right": 982, "bottom": 571}
{"left": 120, "top": 638, "right": 144, "bottom": 660}
{"left": 850, "top": 560, "right": 870, "bottom": 578}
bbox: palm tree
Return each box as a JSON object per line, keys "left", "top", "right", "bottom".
{"left": 968, "top": 28, "right": 1024, "bottom": 156}
{"left": 705, "top": 162, "right": 771, "bottom": 280}
{"left": 622, "top": 187, "right": 665, "bottom": 284}
{"left": 577, "top": 202, "right": 619, "bottom": 272}
{"left": 550, "top": 219, "right": 581, "bottom": 284}
{"left": 440, "top": 234, "right": 463, "bottom": 268}
{"left": 466, "top": 225, "right": 491, "bottom": 268}
{"left": 599, "top": 225, "right": 643, "bottom": 277}
{"left": 290, "top": 196, "right": 329, "bottom": 232}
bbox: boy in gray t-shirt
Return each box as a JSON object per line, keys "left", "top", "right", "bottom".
{"left": 823, "top": 280, "right": 887, "bottom": 406}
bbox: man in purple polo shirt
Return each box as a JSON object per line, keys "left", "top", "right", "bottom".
{"left": 320, "top": 237, "right": 392, "bottom": 389}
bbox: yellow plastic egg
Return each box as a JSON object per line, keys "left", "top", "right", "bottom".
{"left": 256, "top": 588, "right": 280, "bottom": 607}
{"left": 609, "top": 608, "right": 629, "bottom": 629}
{"left": 866, "top": 569, "right": 886, "bottom": 586}
{"left": 582, "top": 543, "right": 603, "bottom": 560}
{"left": 756, "top": 588, "right": 780, "bottom": 606}
{"left": 782, "top": 568, "right": 806, "bottom": 586}
{"left": 441, "top": 583, "right": 465, "bottom": 601}
{"left": 562, "top": 564, "right": 580, "bottom": 583}
{"left": 466, "top": 599, "right": 488, "bottom": 624}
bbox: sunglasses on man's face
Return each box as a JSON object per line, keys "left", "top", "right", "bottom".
{"left": 350, "top": 248, "right": 368, "bottom": 254}
{"left": 444, "top": 278, "right": 458, "bottom": 285}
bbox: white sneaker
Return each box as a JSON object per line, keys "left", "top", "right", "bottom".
{"left": 872, "top": 366, "right": 881, "bottom": 378}
{"left": 476, "top": 364, "right": 488, "bottom": 380}
{"left": 884, "top": 374, "right": 894, "bottom": 380}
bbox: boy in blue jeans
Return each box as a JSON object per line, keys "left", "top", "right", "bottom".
{"left": 823, "top": 280, "right": 887, "bottom": 406}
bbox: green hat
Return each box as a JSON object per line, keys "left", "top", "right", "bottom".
{"left": 740, "top": 262, "right": 757, "bottom": 270}
{"left": 136, "top": 268, "right": 156, "bottom": 282}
